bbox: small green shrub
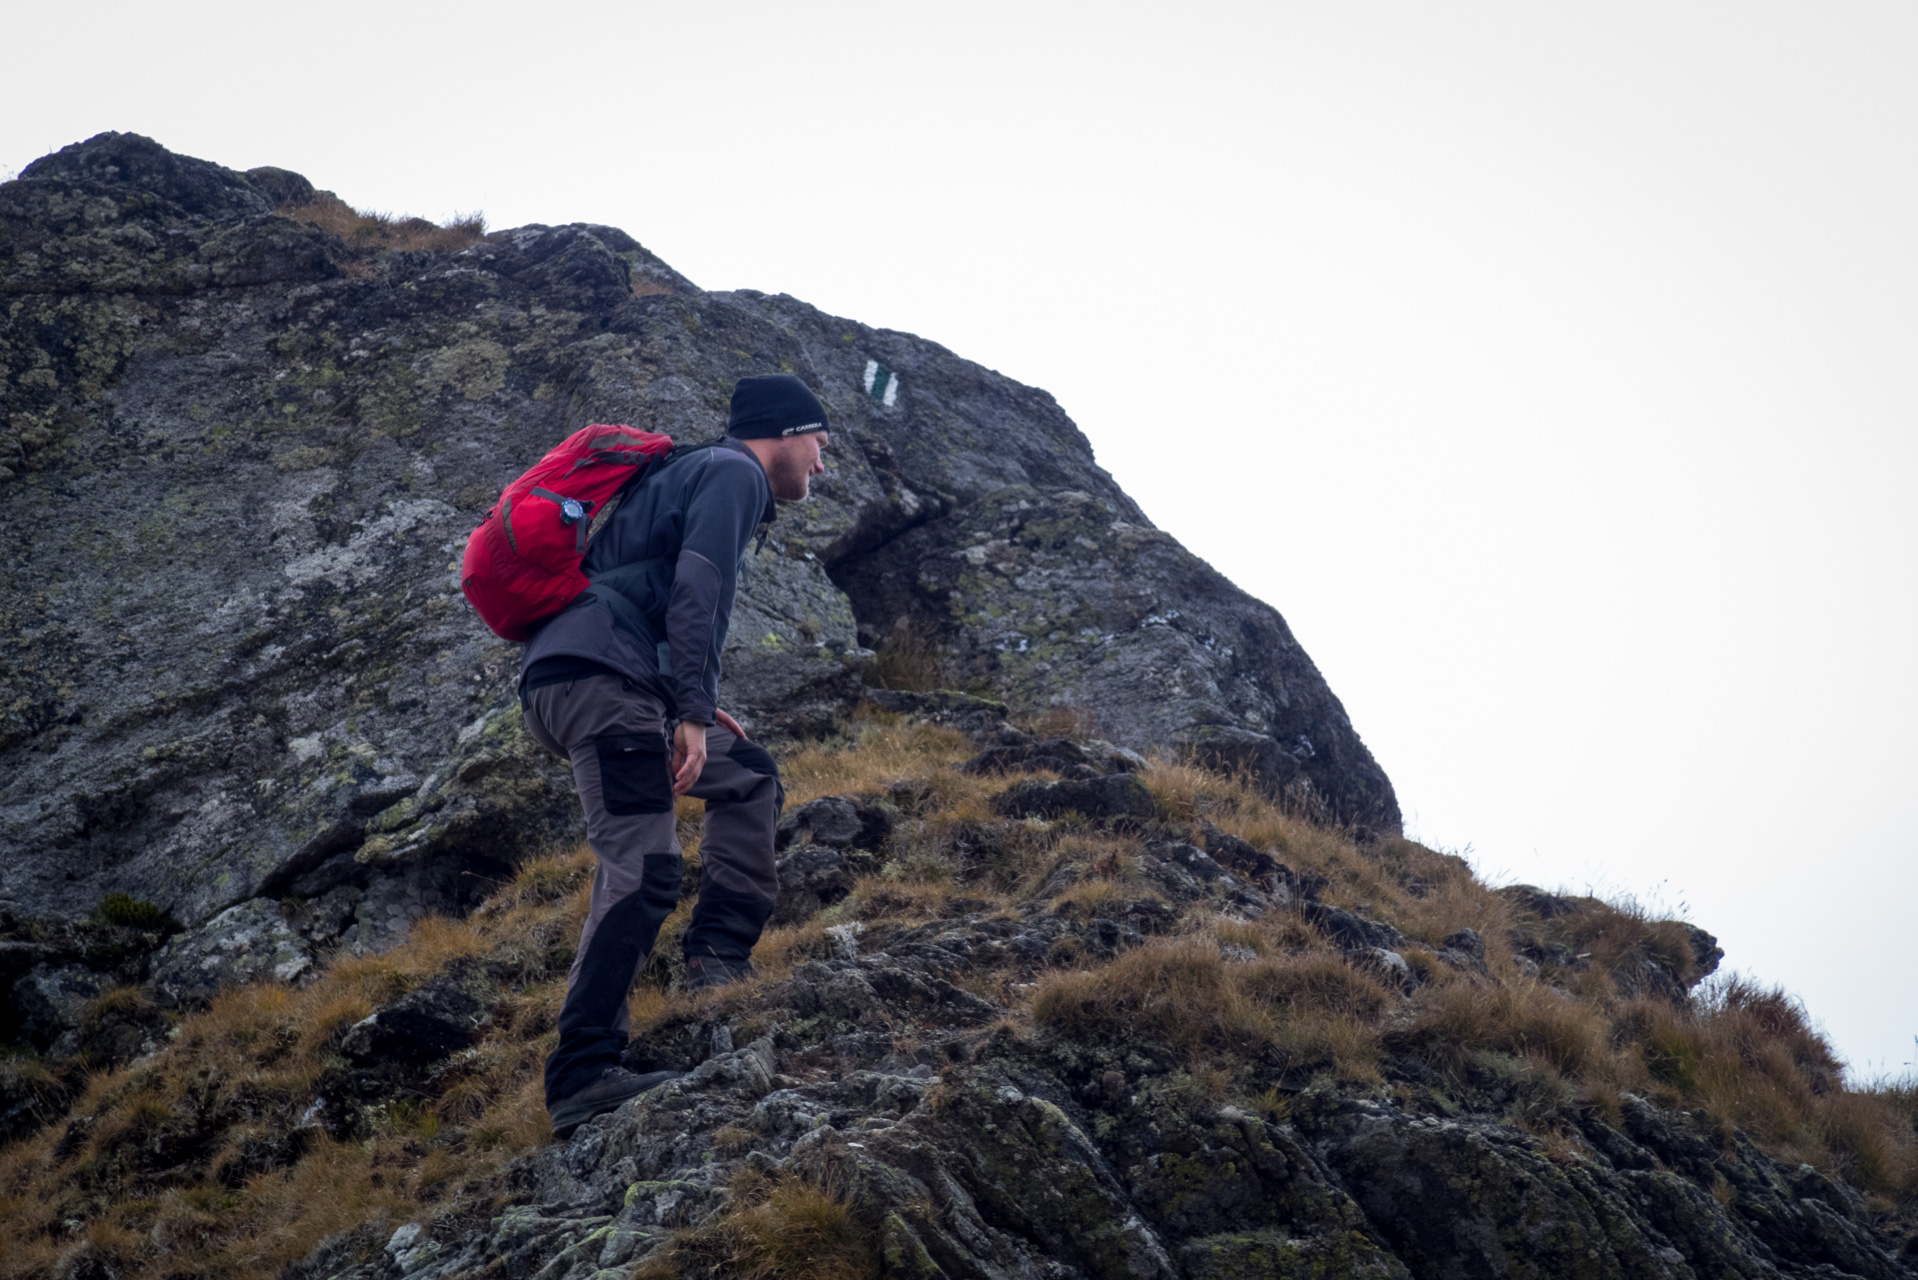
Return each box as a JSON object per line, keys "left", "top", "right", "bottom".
{"left": 96, "top": 894, "right": 176, "bottom": 932}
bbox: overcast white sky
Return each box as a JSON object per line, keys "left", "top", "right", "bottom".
{"left": 7, "top": 1, "right": 1914, "bottom": 1076}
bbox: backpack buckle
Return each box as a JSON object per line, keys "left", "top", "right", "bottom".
{"left": 528, "top": 487, "right": 594, "bottom": 525}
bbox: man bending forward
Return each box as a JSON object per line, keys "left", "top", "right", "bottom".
{"left": 518, "top": 374, "right": 830, "bottom": 1138}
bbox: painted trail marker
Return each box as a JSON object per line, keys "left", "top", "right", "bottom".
{"left": 863, "top": 359, "right": 899, "bottom": 407}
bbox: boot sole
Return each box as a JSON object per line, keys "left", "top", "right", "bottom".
{"left": 684, "top": 966, "right": 756, "bottom": 993}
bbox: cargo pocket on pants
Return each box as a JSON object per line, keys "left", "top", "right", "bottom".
{"left": 595, "top": 733, "right": 673, "bottom": 815}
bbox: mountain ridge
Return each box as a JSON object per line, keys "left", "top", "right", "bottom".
{"left": 0, "top": 132, "right": 1911, "bottom": 1280}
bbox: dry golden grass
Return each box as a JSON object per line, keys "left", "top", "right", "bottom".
{"left": 0, "top": 849, "right": 597, "bottom": 1280}
{"left": 278, "top": 191, "right": 486, "bottom": 256}
{"left": 1135, "top": 751, "right": 1918, "bottom": 1207}
{"left": 1395, "top": 979, "right": 1614, "bottom": 1079}
{"left": 1032, "top": 936, "right": 1387, "bottom": 1084}
{"left": 1209, "top": 916, "right": 1270, "bottom": 956}
{"left": 842, "top": 876, "right": 998, "bottom": 924}
{"left": 1050, "top": 877, "right": 1159, "bottom": 917}
{"left": 1381, "top": 933, "right": 1918, "bottom": 1202}
{"left": 4, "top": 725, "right": 1914, "bottom": 1279}
{"left": 1030, "top": 831, "right": 1141, "bottom": 899}
{"left": 1237, "top": 952, "right": 1397, "bottom": 1019}
{"left": 864, "top": 621, "right": 951, "bottom": 693}
{"left": 0, "top": 1056, "right": 66, "bottom": 1132}
{"left": 1144, "top": 758, "right": 1379, "bottom": 904}
{"left": 748, "top": 920, "right": 838, "bottom": 981}
{"left": 633, "top": 1171, "right": 880, "bottom": 1280}
{"left": 779, "top": 717, "right": 978, "bottom": 808}
{"left": 1137, "top": 757, "right": 1231, "bottom": 826}
{"left": 1614, "top": 979, "right": 1848, "bottom": 1152}
{"left": 1824, "top": 1085, "right": 1918, "bottom": 1208}
{"left": 1561, "top": 897, "right": 1716, "bottom": 991}
{"left": 1035, "top": 938, "right": 1245, "bottom": 1056}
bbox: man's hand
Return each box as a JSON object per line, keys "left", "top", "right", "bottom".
{"left": 714, "top": 708, "right": 749, "bottom": 741}
{"left": 671, "top": 719, "right": 708, "bottom": 796}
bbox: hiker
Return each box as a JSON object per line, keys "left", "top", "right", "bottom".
{"left": 515, "top": 374, "right": 830, "bottom": 1137}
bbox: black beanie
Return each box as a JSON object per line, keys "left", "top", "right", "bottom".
{"left": 728, "top": 374, "right": 830, "bottom": 439}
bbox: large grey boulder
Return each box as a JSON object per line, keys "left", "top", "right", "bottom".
{"left": 0, "top": 132, "right": 1396, "bottom": 969}
{"left": 770, "top": 844, "right": 860, "bottom": 926}
{"left": 149, "top": 898, "right": 312, "bottom": 1007}
{"left": 339, "top": 965, "right": 488, "bottom": 1066}
{"left": 774, "top": 794, "right": 893, "bottom": 852}
{"left": 991, "top": 773, "right": 1158, "bottom": 823}
{"left": 11, "top": 963, "right": 105, "bottom": 1054}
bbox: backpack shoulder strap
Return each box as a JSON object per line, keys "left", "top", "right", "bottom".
{"left": 659, "top": 437, "right": 729, "bottom": 469}
{"left": 585, "top": 436, "right": 731, "bottom": 542}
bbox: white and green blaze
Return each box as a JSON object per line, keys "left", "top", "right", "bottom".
{"left": 862, "top": 359, "right": 899, "bottom": 407}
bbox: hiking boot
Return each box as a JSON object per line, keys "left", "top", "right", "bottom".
{"left": 549, "top": 1066, "right": 680, "bottom": 1140}
{"left": 683, "top": 954, "right": 756, "bottom": 992}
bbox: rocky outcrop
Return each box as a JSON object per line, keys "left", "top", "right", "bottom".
{"left": 991, "top": 773, "right": 1159, "bottom": 823}
{"left": 775, "top": 794, "right": 894, "bottom": 854}
{"left": 0, "top": 906, "right": 171, "bottom": 1052}
{"left": 149, "top": 898, "right": 311, "bottom": 1007}
{"left": 769, "top": 795, "right": 894, "bottom": 926}
{"left": 0, "top": 132, "right": 1395, "bottom": 976}
{"left": 337, "top": 972, "right": 488, "bottom": 1068}
{"left": 282, "top": 824, "right": 1910, "bottom": 1280}
{"left": 1, "top": 688, "right": 1909, "bottom": 1277}
{"left": 964, "top": 731, "right": 1148, "bottom": 779}
{"left": 4, "top": 133, "right": 1910, "bottom": 1280}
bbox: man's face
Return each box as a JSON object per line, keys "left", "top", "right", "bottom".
{"left": 767, "top": 430, "right": 829, "bottom": 501}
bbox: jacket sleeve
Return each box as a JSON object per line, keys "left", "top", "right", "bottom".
{"left": 662, "top": 453, "right": 766, "bottom": 723}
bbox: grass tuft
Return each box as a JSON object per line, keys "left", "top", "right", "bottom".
{"left": 279, "top": 191, "right": 486, "bottom": 253}
{"left": 864, "top": 621, "right": 950, "bottom": 692}
{"left": 634, "top": 1172, "right": 880, "bottom": 1280}
{"left": 95, "top": 893, "right": 176, "bottom": 932}
{"left": 1396, "top": 980, "right": 1612, "bottom": 1078}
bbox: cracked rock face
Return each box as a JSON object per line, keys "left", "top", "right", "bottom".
{"left": 1, "top": 132, "right": 1394, "bottom": 954}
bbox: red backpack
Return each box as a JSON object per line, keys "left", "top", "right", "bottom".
{"left": 461, "top": 424, "right": 675, "bottom": 641}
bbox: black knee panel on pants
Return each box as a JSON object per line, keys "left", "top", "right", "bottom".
{"left": 545, "top": 854, "right": 681, "bottom": 1103}
{"left": 727, "top": 737, "right": 784, "bottom": 813}
{"left": 682, "top": 879, "right": 776, "bottom": 964}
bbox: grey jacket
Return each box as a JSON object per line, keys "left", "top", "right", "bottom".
{"left": 519, "top": 437, "right": 774, "bottom": 724}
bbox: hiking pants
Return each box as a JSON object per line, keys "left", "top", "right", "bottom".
{"left": 520, "top": 674, "right": 782, "bottom": 1104}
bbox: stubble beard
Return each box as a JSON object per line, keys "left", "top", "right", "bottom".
{"left": 769, "top": 447, "right": 812, "bottom": 501}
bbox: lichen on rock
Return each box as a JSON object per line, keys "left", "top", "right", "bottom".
{"left": 7, "top": 133, "right": 1901, "bottom": 1280}
{"left": 1, "top": 131, "right": 1395, "bottom": 972}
